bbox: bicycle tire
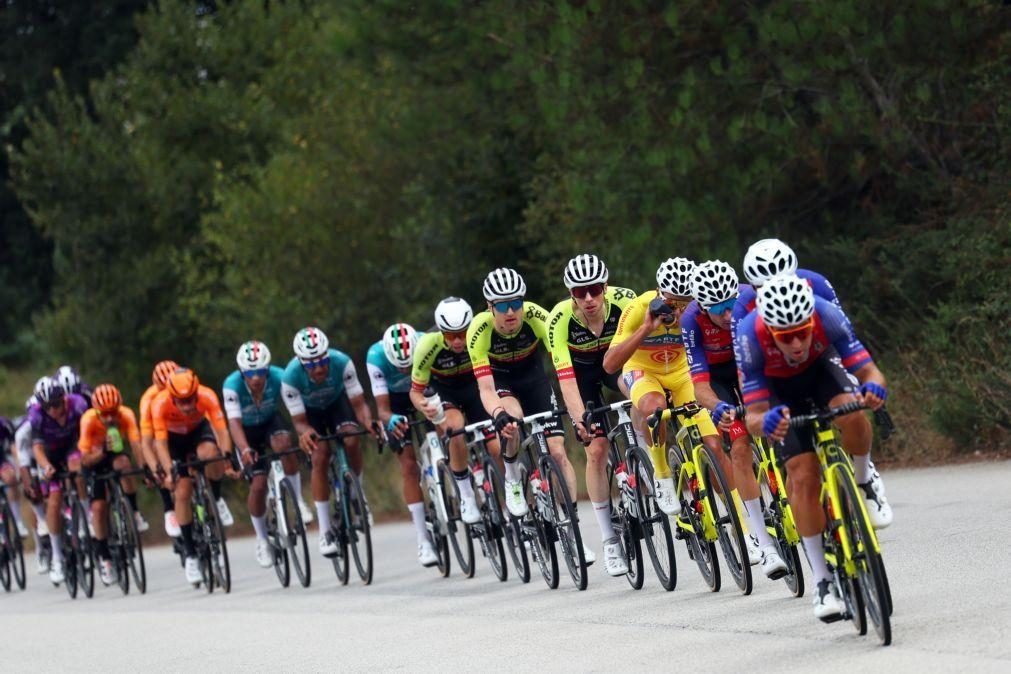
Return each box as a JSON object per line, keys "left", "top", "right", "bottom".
{"left": 491, "top": 460, "right": 528, "bottom": 583}
{"left": 111, "top": 493, "right": 130, "bottom": 595}
{"left": 629, "top": 447, "right": 676, "bottom": 591}
{"left": 63, "top": 526, "right": 78, "bottom": 598}
{"left": 477, "top": 458, "right": 507, "bottom": 582}
{"left": 752, "top": 447, "right": 804, "bottom": 597}
{"left": 327, "top": 473, "right": 350, "bottom": 584}
{"left": 202, "top": 482, "right": 231, "bottom": 593}
{"left": 698, "top": 444, "right": 752, "bottom": 595}
{"left": 343, "top": 472, "right": 373, "bottom": 584}
{"left": 279, "top": 479, "right": 311, "bottom": 588}
{"left": 606, "top": 461, "right": 643, "bottom": 590}
{"left": 426, "top": 498, "right": 451, "bottom": 578}
{"left": 668, "top": 444, "right": 720, "bottom": 591}
{"left": 542, "top": 455, "right": 587, "bottom": 591}
{"left": 838, "top": 472, "right": 892, "bottom": 645}
{"left": 119, "top": 494, "right": 146, "bottom": 594}
{"left": 11, "top": 511, "right": 25, "bottom": 590}
{"left": 0, "top": 502, "right": 11, "bottom": 591}
{"left": 437, "top": 460, "right": 474, "bottom": 579}
{"left": 72, "top": 498, "right": 95, "bottom": 598}
{"left": 524, "top": 463, "right": 559, "bottom": 589}
{"left": 267, "top": 492, "right": 291, "bottom": 588}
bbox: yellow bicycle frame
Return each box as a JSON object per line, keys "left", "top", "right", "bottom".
{"left": 752, "top": 435, "right": 800, "bottom": 545}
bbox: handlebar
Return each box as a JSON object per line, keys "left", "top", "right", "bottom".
{"left": 735, "top": 401, "right": 895, "bottom": 438}
{"left": 787, "top": 401, "right": 867, "bottom": 429}
{"left": 520, "top": 408, "right": 568, "bottom": 425}
{"left": 171, "top": 453, "right": 234, "bottom": 477}
{"left": 446, "top": 418, "right": 494, "bottom": 439}
{"left": 91, "top": 467, "right": 149, "bottom": 481}
{"left": 582, "top": 399, "right": 633, "bottom": 428}
{"left": 646, "top": 401, "right": 702, "bottom": 430}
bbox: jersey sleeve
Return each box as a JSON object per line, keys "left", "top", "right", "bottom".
{"left": 151, "top": 393, "right": 170, "bottom": 441}
{"left": 681, "top": 303, "right": 711, "bottom": 383}
{"left": 15, "top": 421, "right": 33, "bottom": 467}
{"left": 120, "top": 407, "right": 141, "bottom": 443}
{"left": 611, "top": 293, "right": 647, "bottom": 347}
{"left": 339, "top": 355, "right": 365, "bottom": 398}
{"left": 466, "top": 312, "right": 495, "bottom": 380}
{"left": 411, "top": 332, "right": 440, "bottom": 391}
{"left": 547, "top": 300, "right": 575, "bottom": 380}
{"left": 366, "top": 362, "right": 389, "bottom": 397}
{"left": 817, "top": 299, "right": 872, "bottom": 373}
{"left": 525, "top": 301, "right": 552, "bottom": 351}
{"left": 731, "top": 285, "right": 756, "bottom": 341}
{"left": 281, "top": 382, "right": 306, "bottom": 417}
{"left": 197, "top": 387, "right": 227, "bottom": 431}
{"left": 77, "top": 410, "right": 101, "bottom": 453}
{"left": 609, "top": 286, "right": 637, "bottom": 310}
{"left": 221, "top": 372, "right": 243, "bottom": 421}
{"left": 735, "top": 314, "right": 770, "bottom": 406}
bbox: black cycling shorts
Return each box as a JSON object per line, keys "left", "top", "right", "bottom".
{"left": 492, "top": 365, "right": 563, "bottom": 438}
{"left": 85, "top": 452, "right": 121, "bottom": 502}
{"left": 574, "top": 366, "right": 621, "bottom": 438}
{"left": 428, "top": 380, "right": 496, "bottom": 442}
{"left": 244, "top": 414, "right": 292, "bottom": 475}
{"left": 768, "top": 348, "right": 859, "bottom": 462}
{"left": 708, "top": 361, "right": 743, "bottom": 407}
{"left": 168, "top": 419, "right": 218, "bottom": 463}
{"left": 305, "top": 394, "right": 357, "bottom": 436}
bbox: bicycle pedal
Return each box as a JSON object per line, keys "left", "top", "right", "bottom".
{"left": 819, "top": 612, "right": 846, "bottom": 624}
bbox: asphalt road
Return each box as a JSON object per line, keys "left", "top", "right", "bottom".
{"left": 2, "top": 460, "right": 1009, "bottom": 672}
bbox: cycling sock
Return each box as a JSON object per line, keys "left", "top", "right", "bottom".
{"left": 744, "top": 498, "right": 774, "bottom": 547}
{"left": 592, "top": 501, "right": 616, "bottom": 541}
{"left": 95, "top": 538, "right": 110, "bottom": 560}
{"left": 126, "top": 492, "right": 139, "bottom": 513}
{"left": 503, "top": 454, "right": 520, "bottom": 482}
{"left": 852, "top": 453, "right": 871, "bottom": 484}
{"left": 407, "top": 501, "right": 428, "bottom": 543}
{"left": 251, "top": 514, "right": 268, "bottom": 541}
{"left": 801, "top": 534, "right": 832, "bottom": 584}
{"left": 315, "top": 501, "right": 332, "bottom": 534}
{"left": 180, "top": 523, "right": 196, "bottom": 557}
{"left": 51, "top": 533, "right": 64, "bottom": 563}
{"left": 159, "top": 488, "right": 174, "bottom": 512}
{"left": 453, "top": 469, "right": 474, "bottom": 499}
{"left": 9, "top": 500, "right": 26, "bottom": 528}
{"left": 31, "top": 502, "right": 47, "bottom": 524}
{"left": 210, "top": 479, "right": 223, "bottom": 500}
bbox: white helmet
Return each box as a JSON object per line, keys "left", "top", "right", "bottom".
{"left": 563, "top": 254, "right": 608, "bottom": 289}
{"left": 34, "top": 376, "right": 65, "bottom": 406}
{"left": 656, "top": 257, "right": 696, "bottom": 297}
{"left": 482, "top": 267, "right": 527, "bottom": 301}
{"left": 692, "top": 260, "right": 739, "bottom": 309}
{"left": 382, "top": 323, "right": 419, "bottom": 369}
{"left": 743, "top": 238, "right": 798, "bottom": 286}
{"left": 55, "top": 365, "right": 81, "bottom": 394}
{"left": 236, "top": 340, "right": 271, "bottom": 371}
{"left": 756, "top": 275, "right": 815, "bottom": 328}
{"left": 434, "top": 297, "right": 473, "bottom": 331}
{"left": 293, "top": 327, "right": 329, "bottom": 361}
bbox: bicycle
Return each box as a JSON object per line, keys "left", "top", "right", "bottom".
{"left": 172, "top": 456, "right": 231, "bottom": 593}
{"left": 52, "top": 471, "right": 95, "bottom": 599}
{"left": 735, "top": 405, "right": 804, "bottom": 598}
{"left": 515, "top": 408, "right": 587, "bottom": 591}
{"left": 788, "top": 401, "right": 893, "bottom": 646}
{"left": 584, "top": 399, "right": 676, "bottom": 591}
{"left": 90, "top": 467, "right": 148, "bottom": 595}
{"left": 0, "top": 484, "right": 27, "bottom": 591}
{"left": 446, "top": 419, "right": 511, "bottom": 582}
{"left": 316, "top": 427, "right": 375, "bottom": 585}
{"left": 650, "top": 400, "right": 752, "bottom": 594}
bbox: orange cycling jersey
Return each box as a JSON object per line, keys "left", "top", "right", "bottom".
{"left": 150, "top": 385, "right": 227, "bottom": 441}
{"left": 78, "top": 407, "right": 141, "bottom": 454}
{"left": 139, "top": 384, "right": 160, "bottom": 438}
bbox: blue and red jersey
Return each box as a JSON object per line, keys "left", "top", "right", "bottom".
{"left": 731, "top": 269, "right": 844, "bottom": 338}
{"left": 682, "top": 301, "right": 735, "bottom": 384}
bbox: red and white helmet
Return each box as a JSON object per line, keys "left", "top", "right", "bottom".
{"left": 382, "top": 323, "right": 419, "bottom": 369}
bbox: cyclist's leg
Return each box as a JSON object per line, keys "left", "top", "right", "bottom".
{"left": 495, "top": 379, "right": 526, "bottom": 482}
{"left": 669, "top": 372, "right": 729, "bottom": 486}
{"left": 576, "top": 373, "right": 612, "bottom": 540}
{"left": 626, "top": 370, "right": 670, "bottom": 477}
{"left": 0, "top": 462, "right": 27, "bottom": 533}
{"left": 88, "top": 460, "right": 111, "bottom": 569}
{"left": 168, "top": 430, "right": 199, "bottom": 558}
{"left": 511, "top": 366, "right": 575, "bottom": 494}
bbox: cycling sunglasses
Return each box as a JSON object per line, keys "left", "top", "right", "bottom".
{"left": 769, "top": 317, "right": 815, "bottom": 343}
{"left": 571, "top": 283, "right": 605, "bottom": 300}
{"left": 442, "top": 329, "right": 468, "bottom": 341}
{"left": 492, "top": 299, "right": 524, "bottom": 313}
{"left": 172, "top": 393, "right": 198, "bottom": 406}
{"left": 241, "top": 368, "right": 269, "bottom": 379}
{"left": 302, "top": 356, "right": 330, "bottom": 371}
{"left": 43, "top": 396, "right": 66, "bottom": 411}
{"left": 706, "top": 298, "right": 737, "bottom": 315}
{"left": 661, "top": 295, "right": 691, "bottom": 310}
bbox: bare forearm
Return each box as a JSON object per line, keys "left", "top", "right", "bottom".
{"left": 745, "top": 402, "right": 770, "bottom": 436}
{"left": 693, "top": 382, "right": 722, "bottom": 411}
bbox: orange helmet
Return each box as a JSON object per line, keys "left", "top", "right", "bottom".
{"left": 92, "top": 384, "right": 123, "bottom": 413}
{"left": 152, "top": 360, "right": 179, "bottom": 388}
{"left": 166, "top": 368, "right": 199, "bottom": 399}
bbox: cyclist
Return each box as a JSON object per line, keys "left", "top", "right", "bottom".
{"left": 15, "top": 397, "right": 53, "bottom": 574}
{"left": 139, "top": 360, "right": 182, "bottom": 537}
{"left": 602, "top": 257, "right": 724, "bottom": 516}
{"left": 411, "top": 297, "right": 498, "bottom": 567}
{"left": 1, "top": 416, "right": 29, "bottom": 538}
{"left": 78, "top": 384, "right": 147, "bottom": 585}
{"left": 684, "top": 260, "right": 787, "bottom": 578}
{"left": 29, "top": 377, "right": 89, "bottom": 584}
{"left": 151, "top": 368, "right": 236, "bottom": 585}
{"left": 547, "top": 254, "right": 637, "bottom": 576}
{"left": 224, "top": 340, "right": 312, "bottom": 569}
{"left": 468, "top": 268, "right": 596, "bottom": 564}
{"left": 282, "top": 327, "right": 378, "bottom": 559}
{"left": 55, "top": 365, "right": 93, "bottom": 407}
{"left": 736, "top": 275, "right": 891, "bottom": 620}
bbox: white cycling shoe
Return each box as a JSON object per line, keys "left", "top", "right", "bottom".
{"left": 813, "top": 578, "right": 845, "bottom": 621}
{"left": 460, "top": 494, "right": 481, "bottom": 525}
{"left": 319, "top": 531, "right": 340, "bottom": 558}
{"left": 164, "top": 511, "right": 181, "bottom": 538}
{"left": 49, "top": 558, "right": 65, "bottom": 585}
{"left": 747, "top": 535, "right": 762, "bottom": 566}
{"left": 602, "top": 538, "right": 628, "bottom": 577}
{"left": 184, "top": 556, "right": 202, "bottom": 584}
{"left": 760, "top": 546, "right": 789, "bottom": 580}
{"left": 504, "top": 479, "right": 528, "bottom": 517}
{"left": 582, "top": 542, "right": 596, "bottom": 565}
{"left": 99, "top": 559, "right": 116, "bottom": 586}
{"left": 255, "top": 539, "right": 273, "bottom": 568}
{"left": 15, "top": 519, "right": 28, "bottom": 538}
{"left": 216, "top": 498, "right": 235, "bottom": 527}
{"left": 653, "top": 477, "right": 682, "bottom": 516}
{"left": 298, "top": 499, "right": 315, "bottom": 525}
{"left": 134, "top": 511, "right": 150, "bottom": 533}
{"left": 869, "top": 461, "right": 885, "bottom": 496}
{"left": 37, "top": 520, "right": 50, "bottom": 537}
{"left": 418, "top": 539, "right": 439, "bottom": 568}
{"left": 858, "top": 481, "right": 894, "bottom": 529}
{"left": 36, "top": 553, "right": 50, "bottom": 575}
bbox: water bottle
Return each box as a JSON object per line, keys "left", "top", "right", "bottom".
{"left": 423, "top": 387, "right": 446, "bottom": 425}
{"left": 106, "top": 426, "right": 124, "bottom": 454}
{"left": 615, "top": 463, "right": 636, "bottom": 516}
{"left": 472, "top": 464, "right": 485, "bottom": 490}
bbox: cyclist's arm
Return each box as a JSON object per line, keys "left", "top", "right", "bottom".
{"left": 154, "top": 438, "right": 172, "bottom": 475}
{"left": 603, "top": 321, "right": 655, "bottom": 374}
{"left": 81, "top": 448, "right": 105, "bottom": 468}
{"left": 374, "top": 393, "right": 394, "bottom": 426}
{"left": 546, "top": 302, "right": 586, "bottom": 423}
{"left": 348, "top": 393, "right": 375, "bottom": 429}
{"left": 476, "top": 374, "right": 505, "bottom": 419}
{"left": 222, "top": 385, "right": 251, "bottom": 453}
{"left": 556, "top": 377, "right": 586, "bottom": 431}
{"left": 744, "top": 400, "right": 771, "bottom": 437}
{"left": 200, "top": 388, "right": 233, "bottom": 455}
{"left": 32, "top": 441, "right": 51, "bottom": 473}
{"left": 466, "top": 312, "right": 506, "bottom": 417}
{"left": 227, "top": 418, "right": 252, "bottom": 455}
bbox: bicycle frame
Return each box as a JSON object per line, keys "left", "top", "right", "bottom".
{"left": 752, "top": 436, "right": 800, "bottom": 546}
{"left": 651, "top": 405, "right": 719, "bottom": 541}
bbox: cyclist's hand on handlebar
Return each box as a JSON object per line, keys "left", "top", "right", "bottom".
{"left": 42, "top": 462, "right": 56, "bottom": 479}
{"left": 493, "top": 410, "right": 518, "bottom": 440}
{"left": 223, "top": 454, "right": 241, "bottom": 479}
{"left": 240, "top": 447, "right": 258, "bottom": 466}
{"left": 762, "top": 405, "right": 790, "bottom": 442}
{"left": 299, "top": 429, "right": 319, "bottom": 453}
{"left": 574, "top": 420, "right": 594, "bottom": 444}
{"left": 857, "top": 382, "right": 887, "bottom": 411}
{"left": 386, "top": 414, "right": 409, "bottom": 440}
{"left": 712, "top": 401, "right": 736, "bottom": 433}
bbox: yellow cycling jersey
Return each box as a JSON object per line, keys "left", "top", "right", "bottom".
{"left": 611, "top": 289, "right": 687, "bottom": 375}
{"left": 466, "top": 301, "right": 551, "bottom": 379}
{"left": 547, "top": 286, "right": 637, "bottom": 380}
{"left": 410, "top": 332, "right": 476, "bottom": 391}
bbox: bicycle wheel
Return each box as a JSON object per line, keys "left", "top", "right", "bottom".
{"left": 524, "top": 464, "right": 559, "bottom": 589}
{"left": 628, "top": 447, "right": 676, "bottom": 591}
{"left": 118, "top": 495, "right": 146, "bottom": 594}
{"left": 343, "top": 472, "right": 373, "bottom": 584}
{"left": 426, "top": 498, "right": 451, "bottom": 578}
{"left": 606, "top": 459, "right": 642, "bottom": 590}
{"left": 0, "top": 506, "right": 10, "bottom": 591}
{"left": 477, "top": 459, "right": 507, "bottom": 582}
{"left": 491, "top": 461, "right": 528, "bottom": 583}
{"left": 668, "top": 445, "right": 720, "bottom": 591}
{"left": 63, "top": 529, "right": 78, "bottom": 598}
{"left": 698, "top": 445, "right": 752, "bottom": 595}
{"left": 838, "top": 473, "right": 891, "bottom": 645}
{"left": 267, "top": 494, "right": 291, "bottom": 588}
{"left": 543, "top": 456, "right": 587, "bottom": 590}
{"left": 71, "top": 498, "right": 95, "bottom": 598}
{"left": 437, "top": 460, "right": 474, "bottom": 579}
{"left": 202, "top": 483, "right": 231, "bottom": 593}
{"left": 328, "top": 479, "right": 350, "bottom": 584}
{"left": 279, "top": 480, "right": 311, "bottom": 588}
{"left": 110, "top": 497, "right": 130, "bottom": 595}
{"left": 753, "top": 451, "right": 803, "bottom": 597}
